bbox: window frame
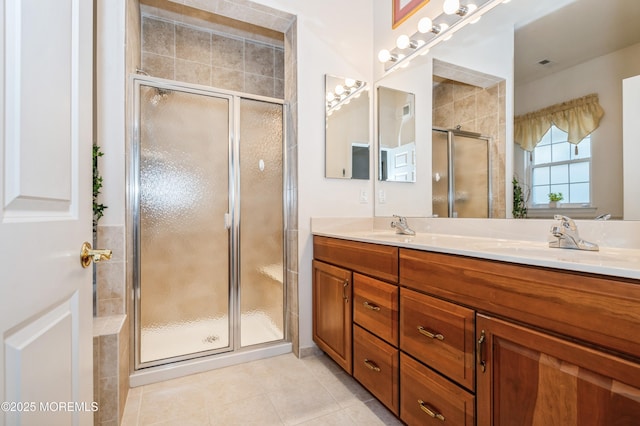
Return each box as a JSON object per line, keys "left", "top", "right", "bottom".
{"left": 526, "top": 125, "right": 593, "bottom": 208}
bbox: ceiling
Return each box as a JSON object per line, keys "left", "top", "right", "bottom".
{"left": 514, "top": 0, "right": 640, "bottom": 85}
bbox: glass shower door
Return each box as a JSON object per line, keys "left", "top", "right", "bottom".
{"left": 136, "top": 83, "right": 232, "bottom": 365}
{"left": 432, "top": 129, "right": 450, "bottom": 217}
{"left": 238, "top": 98, "right": 284, "bottom": 347}
{"left": 452, "top": 134, "right": 490, "bottom": 218}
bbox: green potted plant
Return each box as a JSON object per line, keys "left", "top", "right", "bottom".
{"left": 548, "top": 192, "right": 563, "bottom": 208}
{"left": 512, "top": 177, "right": 528, "bottom": 218}
{"left": 93, "top": 144, "right": 107, "bottom": 233}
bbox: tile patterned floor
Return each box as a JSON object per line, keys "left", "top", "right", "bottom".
{"left": 121, "top": 353, "right": 404, "bottom": 425}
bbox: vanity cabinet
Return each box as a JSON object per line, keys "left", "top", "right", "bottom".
{"left": 313, "top": 237, "right": 640, "bottom": 425}
{"left": 476, "top": 314, "right": 640, "bottom": 425}
{"left": 312, "top": 236, "right": 398, "bottom": 380}
{"left": 400, "top": 247, "right": 640, "bottom": 425}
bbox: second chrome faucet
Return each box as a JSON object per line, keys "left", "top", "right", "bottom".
{"left": 391, "top": 215, "right": 416, "bottom": 236}
{"left": 549, "top": 215, "right": 599, "bottom": 251}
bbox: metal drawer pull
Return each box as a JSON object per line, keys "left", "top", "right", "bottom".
{"left": 417, "top": 326, "right": 445, "bottom": 341}
{"left": 343, "top": 280, "right": 349, "bottom": 303}
{"left": 418, "top": 400, "right": 445, "bottom": 421}
{"left": 363, "top": 359, "right": 381, "bottom": 372}
{"left": 363, "top": 301, "right": 381, "bottom": 311}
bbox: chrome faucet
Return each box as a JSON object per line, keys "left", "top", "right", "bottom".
{"left": 549, "top": 215, "right": 599, "bottom": 251}
{"left": 391, "top": 215, "right": 415, "bottom": 236}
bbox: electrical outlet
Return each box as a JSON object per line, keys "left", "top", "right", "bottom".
{"left": 359, "top": 189, "right": 368, "bottom": 203}
{"left": 378, "top": 189, "right": 386, "bottom": 204}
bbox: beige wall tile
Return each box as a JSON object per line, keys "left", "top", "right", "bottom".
{"left": 98, "top": 376, "right": 118, "bottom": 423}
{"left": 245, "top": 41, "right": 275, "bottom": 77}
{"left": 96, "top": 262, "right": 125, "bottom": 301}
{"left": 211, "top": 34, "right": 244, "bottom": 70}
{"left": 211, "top": 66, "right": 243, "bottom": 91}
{"left": 142, "top": 52, "right": 174, "bottom": 79}
{"left": 176, "top": 59, "right": 211, "bottom": 86}
{"left": 142, "top": 18, "right": 174, "bottom": 56}
{"left": 97, "top": 298, "right": 124, "bottom": 316}
{"left": 244, "top": 73, "right": 274, "bottom": 97}
{"left": 176, "top": 25, "right": 211, "bottom": 64}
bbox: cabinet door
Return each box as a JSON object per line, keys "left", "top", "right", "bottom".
{"left": 477, "top": 314, "right": 640, "bottom": 426}
{"left": 313, "top": 260, "right": 352, "bottom": 373}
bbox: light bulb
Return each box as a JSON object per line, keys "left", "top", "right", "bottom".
{"left": 466, "top": 3, "right": 477, "bottom": 13}
{"left": 335, "top": 85, "right": 345, "bottom": 95}
{"left": 378, "top": 49, "right": 392, "bottom": 63}
{"left": 418, "top": 17, "right": 433, "bottom": 33}
{"left": 439, "top": 23, "right": 450, "bottom": 32}
{"left": 344, "top": 78, "right": 355, "bottom": 88}
{"left": 326, "top": 92, "right": 334, "bottom": 102}
{"left": 396, "top": 34, "right": 411, "bottom": 49}
{"left": 443, "top": 0, "right": 460, "bottom": 15}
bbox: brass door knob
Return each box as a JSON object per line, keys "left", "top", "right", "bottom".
{"left": 80, "top": 241, "right": 112, "bottom": 268}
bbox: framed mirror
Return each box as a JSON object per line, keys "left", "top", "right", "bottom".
{"left": 325, "top": 74, "right": 370, "bottom": 179}
{"left": 378, "top": 86, "right": 416, "bottom": 182}
{"left": 373, "top": 0, "right": 640, "bottom": 220}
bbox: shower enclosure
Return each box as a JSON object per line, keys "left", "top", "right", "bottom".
{"left": 131, "top": 77, "right": 286, "bottom": 370}
{"left": 432, "top": 128, "right": 492, "bottom": 218}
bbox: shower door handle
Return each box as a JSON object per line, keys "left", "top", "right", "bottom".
{"left": 224, "top": 213, "right": 232, "bottom": 229}
{"left": 80, "top": 242, "right": 112, "bottom": 268}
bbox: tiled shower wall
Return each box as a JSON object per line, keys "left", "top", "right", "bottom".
{"left": 95, "top": 226, "right": 126, "bottom": 316}
{"left": 141, "top": 14, "right": 285, "bottom": 99}
{"left": 433, "top": 79, "right": 507, "bottom": 218}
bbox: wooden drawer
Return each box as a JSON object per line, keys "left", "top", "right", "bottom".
{"left": 314, "top": 236, "right": 399, "bottom": 282}
{"left": 400, "top": 288, "right": 475, "bottom": 391}
{"left": 400, "top": 352, "right": 474, "bottom": 426}
{"left": 400, "top": 248, "right": 640, "bottom": 359}
{"left": 353, "top": 273, "right": 399, "bottom": 346}
{"left": 353, "top": 325, "right": 399, "bottom": 415}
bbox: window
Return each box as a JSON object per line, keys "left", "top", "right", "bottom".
{"left": 530, "top": 125, "right": 591, "bottom": 205}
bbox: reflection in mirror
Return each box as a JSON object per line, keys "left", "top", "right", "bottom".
{"left": 325, "top": 74, "right": 370, "bottom": 179}
{"left": 432, "top": 128, "right": 492, "bottom": 218}
{"left": 513, "top": 0, "right": 640, "bottom": 220}
{"left": 373, "top": 0, "right": 640, "bottom": 220}
{"left": 432, "top": 60, "right": 506, "bottom": 218}
{"left": 378, "top": 86, "right": 416, "bottom": 182}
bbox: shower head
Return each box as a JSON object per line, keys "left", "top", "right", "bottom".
{"left": 150, "top": 88, "right": 171, "bottom": 106}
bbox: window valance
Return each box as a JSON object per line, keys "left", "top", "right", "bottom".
{"left": 514, "top": 93, "right": 604, "bottom": 152}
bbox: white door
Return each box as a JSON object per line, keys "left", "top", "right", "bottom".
{"left": 0, "top": 1, "right": 94, "bottom": 425}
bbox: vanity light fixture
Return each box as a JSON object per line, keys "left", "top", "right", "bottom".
{"left": 443, "top": 0, "right": 478, "bottom": 16}
{"left": 326, "top": 79, "right": 368, "bottom": 115}
{"left": 417, "top": 17, "right": 449, "bottom": 35}
{"left": 378, "top": 49, "right": 398, "bottom": 63}
{"left": 378, "top": 0, "right": 507, "bottom": 73}
{"left": 396, "top": 34, "right": 425, "bottom": 50}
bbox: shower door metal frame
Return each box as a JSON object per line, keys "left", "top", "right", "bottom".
{"left": 129, "top": 75, "right": 288, "bottom": 371}
{"left": 433, "top": 127, "right": 493, "bottom": 218}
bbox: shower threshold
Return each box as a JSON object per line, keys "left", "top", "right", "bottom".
{"left": 130, "top": 341, "right": 292, "bottom": 387}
